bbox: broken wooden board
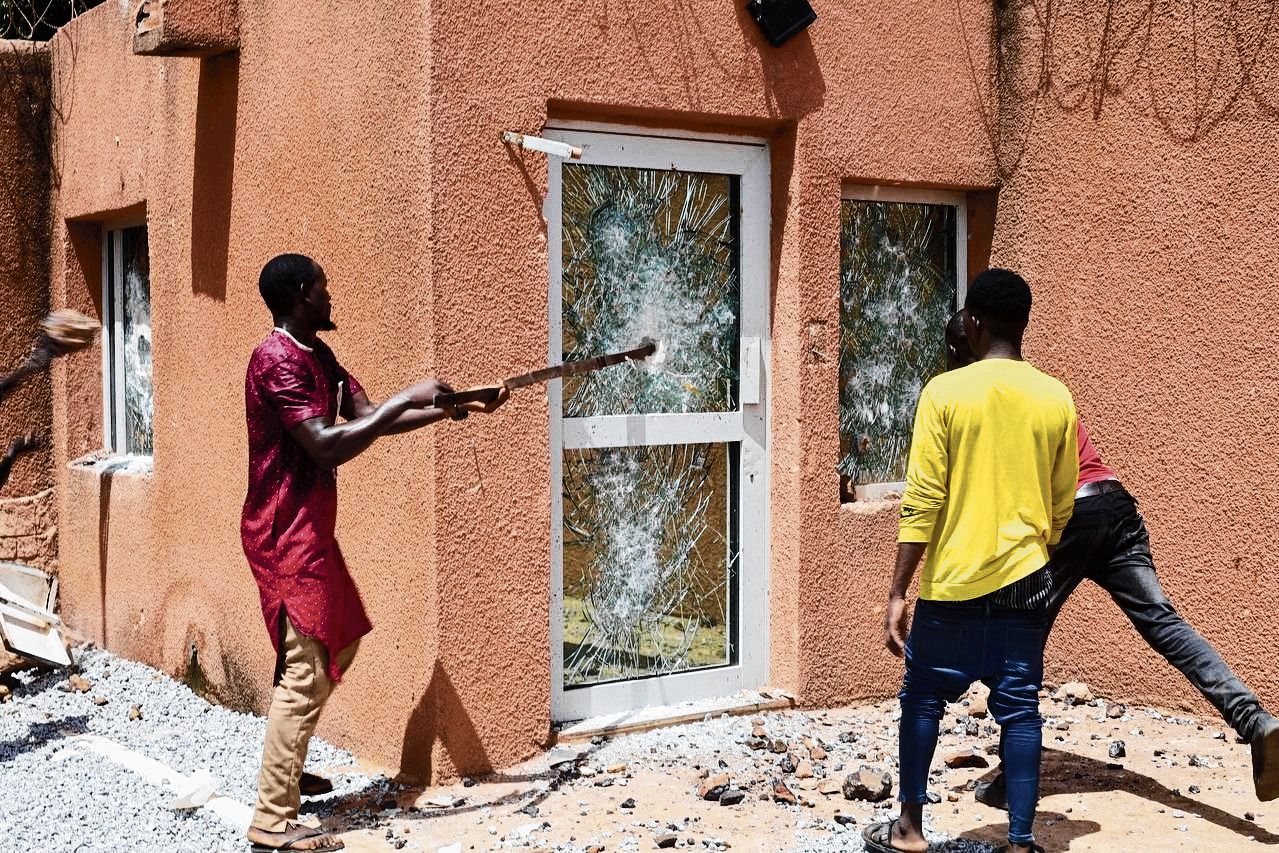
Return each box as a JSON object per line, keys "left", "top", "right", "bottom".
{"left": 0, "top": 562, "right": 72, "bottom": 668}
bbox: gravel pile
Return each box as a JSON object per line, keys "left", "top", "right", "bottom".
{"left": 0, "top": 646, "right": 374, "bottom": 853}
{"left": 560, "top": 709, "right": 997, "bottom": 853}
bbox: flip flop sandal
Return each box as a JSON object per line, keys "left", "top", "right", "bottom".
{"left": 1253, "top": 723, "right": 1279, "bottom": 801}
{"left": 249, "top": 825, "right": 345, "bottom": 852}
{"left": 300, "top": 772, "right": 334, "bottom": 796}
{"left": 994, "top": 846, "right": 1045, "bottom": 853}
{"left": 862, "top": 818, "right": 910, "bottom": 853}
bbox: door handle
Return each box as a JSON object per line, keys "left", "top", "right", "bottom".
{"left": 741, "top": 336, "right": 762, "bottom": 406}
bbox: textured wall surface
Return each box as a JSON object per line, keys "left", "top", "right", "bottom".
{"left": 988, "top": 2, "right": 1279, "bottom": 719}
{"left": 42, "top": 0, "right": 1000, "bottom": 779}
{"left": 0, "top": 489, "right": 56, "bottom": 569}
{"left": 0, "top": 41, "right": 53, "bottom": 501}
{"left": 48, "top": 2, "right": 443, "bottom": 777}
{"left": 42, "top": 0, "right": 1277, "bottom": 781}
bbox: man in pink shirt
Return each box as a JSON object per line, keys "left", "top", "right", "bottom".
{"left": 243, "top": 254, "right": 506, "bottom": 852}
{"left": 945, "top": 312, "right": 1279, "bottom": 805}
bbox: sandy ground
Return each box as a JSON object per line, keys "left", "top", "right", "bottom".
{"left": 325, "top": 687, "right": 1278, "bottom": 853}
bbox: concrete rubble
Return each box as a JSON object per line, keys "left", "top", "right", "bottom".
{"left": 1, "top": 650, "right": 1273, "bottom": 851}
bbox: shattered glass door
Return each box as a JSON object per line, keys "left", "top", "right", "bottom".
{"left": 549, "top": 131, "right": 770, "bottom": 718}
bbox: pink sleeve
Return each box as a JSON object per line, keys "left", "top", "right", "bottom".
{"left": 261, "top": 359, "right": 329, "bottom": 429}
{"left": 341, "top": 366, "right": 364, "bottom": 401}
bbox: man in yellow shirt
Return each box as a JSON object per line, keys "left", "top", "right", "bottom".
{"left": 863, "top": 268, "right": 1078, "bottom": 853}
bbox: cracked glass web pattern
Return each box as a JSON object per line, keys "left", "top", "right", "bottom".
{"left": 120, "top": 226, "right": 153, "bottom": 456}
{"left": 560, "top": 164, "right": 739, "bottom": 417}
{"left": 562, "top": 442, "right": 733, "bottom": 687}
{"left": 838, "top": 200, "right": 956, "bottom": 489}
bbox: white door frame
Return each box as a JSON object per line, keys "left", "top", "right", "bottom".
{"left": 546, "top": 128, "right": 771, "bottom": 721}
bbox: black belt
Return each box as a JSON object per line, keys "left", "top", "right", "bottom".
{"left": 1075, "top": 478, "right": 1125, "bottom": 499}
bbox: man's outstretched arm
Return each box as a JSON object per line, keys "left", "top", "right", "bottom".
{"left": 0, "top": 433, "right": 40, "bottom": 492}
{"left": 0, "top": 336, "right": 58, "bottom": 407}
{"left": 346, "top": 385, "right": 509, "bottom": 435}
{"left": 290, "top": 378, "right": 452, "bottom": 469}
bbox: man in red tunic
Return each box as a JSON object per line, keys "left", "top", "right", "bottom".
{"left": 242, "top": 254, "right": 505, "bottom": 852}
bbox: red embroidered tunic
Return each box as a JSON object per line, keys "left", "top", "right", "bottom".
{"left": 241, "top": 330, "right": 372, "bottom": 680}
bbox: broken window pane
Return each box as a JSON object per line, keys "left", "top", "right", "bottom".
{"left": 562, "top": 442, "right": 736, "bottom": 687}
{"left": 560, "top": 164, "right": 740, "bottom": 417}
{"left": 120, "top": 226, "right": 152, "bottom": 456}
{"left": 838, "top": 200, "right": 957, "bottom": 492}
{"left": 104, "top": 225, "right": 153, "bottom": 457}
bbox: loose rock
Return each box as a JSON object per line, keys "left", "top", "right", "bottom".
{"left": 842, "top": 768, "right": 893, "bottom": 802}
{"left": 966, "top": 689, "right": 989, "bottom": 719}
{"left": 698, "top": 773, "right": 730, "bottom": 801}
{"left": 944, "top": 751, "right": 990, "bottom": 770}
{"left": 1057, "top": 681, "right": 1094, "bottom": 705}
{"left": 771, "top": 779, "right": 799, "bottom": 805}
{"left": 1109, "top": 741, "right": 1126, "bottom": 759}
{"left": 719, "top": 789, "right": 745, "bottom": 806}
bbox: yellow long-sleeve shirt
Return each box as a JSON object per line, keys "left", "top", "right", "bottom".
{"left": 898, "top": 358, "right": 1079, "bottom": 601}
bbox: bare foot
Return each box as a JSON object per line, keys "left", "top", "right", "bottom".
{"left": 246, "top": 822, "right": 344, "bottom": 851}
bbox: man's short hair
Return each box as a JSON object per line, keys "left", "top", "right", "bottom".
{"left": 258, "top": 253, "right": 319, "bottom": 317}
{"left": 965, "top": 268, "right": 1032, "bottom": 339}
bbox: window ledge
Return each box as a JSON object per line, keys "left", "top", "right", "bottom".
{"left": 853, "top": 481, "right": 905, "bottom": 502}
{"left": 841, "top": 481, "right": 903, "bottom": 515}
{"left": 69, "top": 453, "right": 154, "bottom": 478}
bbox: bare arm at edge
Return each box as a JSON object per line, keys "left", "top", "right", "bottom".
{"left": 884, "top": 542, "right": 927, "bottom": 658}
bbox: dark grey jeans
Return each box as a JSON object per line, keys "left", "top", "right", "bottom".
{"left": 1046, "top": 486, "right": 1269, "bottom": 742}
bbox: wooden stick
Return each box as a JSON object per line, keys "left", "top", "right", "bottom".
{"left": 433, "top": 339, "right": 656, "bottom": 409}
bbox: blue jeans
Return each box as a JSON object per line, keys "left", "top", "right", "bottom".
{"left": 900, "top": 597, "right": 1047, "bottom": 846}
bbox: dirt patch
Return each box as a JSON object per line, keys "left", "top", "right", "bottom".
{"left": 330, "top": 689, "right": 1276, "bottom": 852}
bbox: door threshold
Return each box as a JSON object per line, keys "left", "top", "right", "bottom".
{"left": 553, "top": 687, "right": 794, "bottom": 744}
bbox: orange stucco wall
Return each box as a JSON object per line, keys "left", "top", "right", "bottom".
{"left": 988, "top": 4, "right": 1279, "bottom": 714}
{"left": 0, "top": 41, "right": 56, "bottom": 578}
{"left": 28, "top": 0, "right": 1277, "bottom": 781}
{"left": 0, "top": 41, "right": 52, "bottom": 499}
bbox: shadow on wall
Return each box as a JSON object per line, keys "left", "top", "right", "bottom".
{"left": 397, "top": 659, "right": 492, "bottom": 783}
{"left": 734, "top": 7, "right": 825, "bottom": 119}
{"left": 191, "top": 53, "right": 238, "bottom": 301}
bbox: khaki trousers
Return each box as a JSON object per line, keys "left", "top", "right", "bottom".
{"left": 251, "top": 616, "right": 359, "bottom": 832}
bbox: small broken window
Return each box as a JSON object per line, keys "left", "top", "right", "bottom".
{"left": 838, "top": 190, "right": 965, "bottom": 501}
{"left": 103, "top": 224, "right": 153, "bottom": 456}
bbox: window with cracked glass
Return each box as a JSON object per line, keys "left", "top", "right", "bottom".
{"left": 838, "top": 194, "right": 963, "bottom": 501}
{"left": 102, "top": 224, "right": 153, "bottom": 457}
